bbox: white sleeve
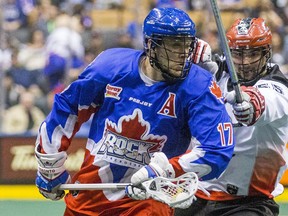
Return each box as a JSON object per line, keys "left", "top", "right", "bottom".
{"left": 255, "top": 80, "right": 288, "bottom": 127}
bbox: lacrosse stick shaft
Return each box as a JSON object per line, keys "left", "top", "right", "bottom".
{"left": 209, "top": 0, "right": 243, "bottom": 103}
{"left": 59, "top": 183, "right": 129, "bottom": 190}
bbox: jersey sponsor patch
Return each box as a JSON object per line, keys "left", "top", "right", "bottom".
{"left": 105, "top": 84, "right": 122, "bottom": 100}
{"left": 97, "top": 109, "right": 167, "bottom": 168}
{"left": 129, "top": 97, "right": 152, "bottom": 107}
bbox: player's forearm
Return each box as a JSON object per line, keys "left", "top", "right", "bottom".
{"left": 169, "top": 144, "right": 234, "bottom": 180}
{"left": 254, "top": 83, "right": 288, "bottom": 126}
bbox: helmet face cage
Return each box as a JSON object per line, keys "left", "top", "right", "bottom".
{"left": 226, "top": 17, "right": 272, "bottom": 85}
{"left": 146, "top": 35, "right": 195, "bottom": 82}
{"left": 231, "top": 47, "right": 271, "bottom": 85}
{"left": 143, "top": 8, "right": 196, "bottom": 83}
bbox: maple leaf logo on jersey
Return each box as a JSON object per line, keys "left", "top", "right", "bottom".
{"left": 97, "top": 109, "right": 167, "bottom": 168}
{"left": 209, "top": 80, "right": 223, "bottom": 101}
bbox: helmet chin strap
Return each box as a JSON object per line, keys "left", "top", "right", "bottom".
{"left": 239, "top": 64, "right": 268, "bottom": 86}
{"left": 155, "top": 60, "right": 182, "bottom": 84}
{"left": 148, "top": 49, "right": 184, "bottom": 84}
{"left": 238, "top": 51, "right": 270, "bottom": 86}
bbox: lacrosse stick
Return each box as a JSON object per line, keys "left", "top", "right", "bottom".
{"left": 209, "top": 0, "right": 243, "bottom": 103}
{"left": 59, "top": 172, "right": 198, "bottom": 209}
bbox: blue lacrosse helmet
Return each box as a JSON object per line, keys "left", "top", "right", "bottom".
{"left": 143, "top": 8, "right": 196, "bottom": 83}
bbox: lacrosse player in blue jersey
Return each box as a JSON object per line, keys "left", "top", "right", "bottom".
{"left": 35, "top": 7, "right": 235, "bottom": 215}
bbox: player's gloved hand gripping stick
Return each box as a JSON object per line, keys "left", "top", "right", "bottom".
{"left": 59, "top": 172, "right": 198, "bottom": 209}
{"left": 209, "top": 0, "right": 243, "bottom": 103}
{"left": 225, "top": 86, "right": 265, "bottom": 126}
{"left": 59, "top": 153, "right": 201, "bottom": 209}
{"left": 35, "top": 144, "right": 71, "bottom": 200}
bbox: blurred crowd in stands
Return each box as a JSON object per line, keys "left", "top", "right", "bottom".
{"left": 0, "top": 0, "right": 287, "bottom": 136}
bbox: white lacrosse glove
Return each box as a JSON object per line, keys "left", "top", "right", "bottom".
{"left": 192, "top": 38, "right": 218, "bottom": 74}
{"left": 126, "top": 152, "right": 175, "bottom": 200}
{"left": 225, "top": 86, "right": 265, "bottom": 126}
{"left": 35, "top": 144, "right": 71, "bottom": 200}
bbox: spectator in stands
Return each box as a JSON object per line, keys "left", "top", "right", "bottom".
{"left": 150, "top": 0, "right": 189, "bottom": 10}
{"left": 3, "top": 0, "right": 27, "bottom": 32}
{"left": 16, "top": 29, "right": 47, "bottom": 91}
{"left": 116, "top": 31, "right": 134, "bottom": 48}
{"left": 126, "top": 20, "right": 143, "bottom": 49}
{"left": 2, "top": 0, "right": 36, "bottom": 43}
{"left": 126, "top": 8, "right": 147, "bottom": 50}
{"left": 6, "top": 49, "right": 36, "bottom": 89}
{"left": 3, "top": 72, "right": 24, "bottom": 109}
{"left": 43, "top": 13, "right": 85, "bottom": 91}
{"left": 249, "top": 0, "right": 283, "bottom": 31}
{"left": 32, "top": 1, "right": 60, "bottom": 37}
{"left": 85, "top": 31, "right": 104, "bottom": 58}
{"left": 188, "top": 0, "right": 206, "bottom": 10}
{"left": 83, "top": 48, "right": 96, "bottom": 67}
{"left": 2, "top": 90, "right": 45, "bottom": 134}
{"left": 0, "top": 34, "right": 15, "bottom": 72}
{"left": 218, "top": 0, "right": 242, "bottom": 6}
{"left": 201, "top": 25, "right": 222, "bottom": 55}
{"left": 272, "top": 31, "right": 286, "bottom": 67}
{"left": 17, "top": 29, "right": 46, "bottom": 72}
{"left": 69, "top": 3, "right": 93, "bottom": 31}
{"left": 94, "top": 0, "right": 123, "bottom": 9}
{"left": 28, "top": 83, "right": 50, "bottom": 115}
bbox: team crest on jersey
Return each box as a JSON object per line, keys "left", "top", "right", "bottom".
{"left": 105, "top": 84, "right": 122, "bottom": 100}
{"left": 209, "top": 80, "right": 223, "bottom": 102}
{"left": 158, "top": 92, "right": 177, "bottom": 118}
{"left": 97, "top": 109, "right": 167, "bottom": 168}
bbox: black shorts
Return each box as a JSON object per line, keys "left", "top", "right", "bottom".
{"left": 174, "top": 196, "right": 279, "bottom": 216}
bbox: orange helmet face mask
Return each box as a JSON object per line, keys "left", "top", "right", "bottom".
{"left": 226, "top": 18, "right": 272, "bottom": 85}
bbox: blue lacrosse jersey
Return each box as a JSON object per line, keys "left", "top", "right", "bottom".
{"left": 38, "top": 48, "right": 234, "bottom": 189}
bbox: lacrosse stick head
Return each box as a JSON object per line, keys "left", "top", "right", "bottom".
{"left": 141, "top": 172, "right": 198, "bottom": 209}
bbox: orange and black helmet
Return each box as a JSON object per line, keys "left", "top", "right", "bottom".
{"left": 226, "top": 17, "right": 272, "bottom": 49}
{"left": 226, "top": 18, "right": 272, "bottom": 85}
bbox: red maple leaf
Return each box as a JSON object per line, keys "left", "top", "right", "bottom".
{"left": 106, "top": 109, "right": 166, "bottom": 153}
{"left": 209, "top": 81, "right": 223, "bottom": 99}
